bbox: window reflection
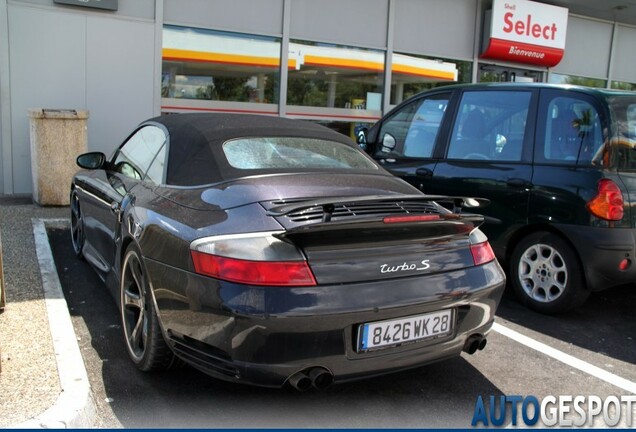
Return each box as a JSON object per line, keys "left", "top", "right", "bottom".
{"left": 599, "top": 96, "right": 636, "bottom": 170}
{"left": 287, "top": 40, "right": 384, "bottom": 111}
{"left": 377, "top": 93, "right": 450, "bottom": 159}
{"left": 447, "top": 91, "right": 531, "bottom": 161}
{"left": 543, "top": 97, "right": 603, "bottom": 165}
{"left": 549, "top": 73, "right": 606, "bottom": 89}
{"left": 159, "top": 25, "right": 466, "bottom": 141}
{"left": 612, "top": 81, "right": 636, "bottom": 91}
{"left": 162, "top": 25, "right": 280, "bottom": 104}
{"left": 311, "top": 120, "right": 375, "bottom": 142}
{"left": 390, "top": 53, "right": 462, "bottom": 105}
{"left": 223, "top": 137, "right": 378, "bottom": 170}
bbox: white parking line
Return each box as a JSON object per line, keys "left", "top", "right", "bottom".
{"left": 493, "top": 322, "right": 636, "bottom": 394}
{"left": 14, "top": 219, "right": 95, "bottom": 428}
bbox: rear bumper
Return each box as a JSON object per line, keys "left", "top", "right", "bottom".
{"left": 147, "top": 259, "right": 506, "bottom": 387}
{"left": 555, "top": 224, "right": 636, "bottom": 291}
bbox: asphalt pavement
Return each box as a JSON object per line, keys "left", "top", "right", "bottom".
{"left": 1, "top": 198, "right": 635, "bottom": 428}
{"left": 46, "top": 226, "right": 636, "bottom": 428}
{"left": 0, "top": 199, "right": 91, "bottom": 428}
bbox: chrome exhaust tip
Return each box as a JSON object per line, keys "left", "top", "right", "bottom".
{"left": 463, "top": 334, "right": 486, "bottom": 355}
{"left": 288, "top": 371, "right": 312, "bottom": 392}
{"left": 309, "top": 367, "right": 333, "bottom": 390}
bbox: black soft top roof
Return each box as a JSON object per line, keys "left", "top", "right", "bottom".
{"left": 145, "top": 113, "right": 360, "bottom": 186}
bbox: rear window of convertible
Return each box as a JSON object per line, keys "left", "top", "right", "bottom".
{"left": 222, "top": 137, "right": 378, "bottom": 170}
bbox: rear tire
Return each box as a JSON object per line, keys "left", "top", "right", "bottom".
{"left": 509, "top": 232, "right": 590, "bottom": 314}
{"left": 120, "top": 244, "right": 178, "bottom": 371}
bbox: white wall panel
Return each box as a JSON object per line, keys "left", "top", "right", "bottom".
{"left": 86, "top": 16, "right": 155, "bottom": 155}
{"left": 552, "top": 16, "right": 613, "bottom": 79}
{"left": 290, "top": 0, "right": 388, "bottom": 48}
{"left": 8, "top": 3, "right": 156, "bottom": 195}
{"left": 165, "top": 0, "right": 283, "bottom": 36}
{"left": 394, "top": 0, "right": 476, "bottom": 60}
{"left": 8, "top": 5, "right": 86, "bottom": 194}
{"left": 612, "top": 25, "right": 636, "bottom": 84}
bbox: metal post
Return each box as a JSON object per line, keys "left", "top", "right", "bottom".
{"left": 153, "top": 0, "right": 165, "bottom": 116}
{"left": 382, "top": 0, "right": 395, "bottom": 114}
{"left": 278, "top": 0, "right": 291, "bottom": 117}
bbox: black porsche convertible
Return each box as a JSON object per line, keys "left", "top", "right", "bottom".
{"left": 70, "top": 113, "right": 505, "bottom": 390}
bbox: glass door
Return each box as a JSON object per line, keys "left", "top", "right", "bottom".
{"left": 479, "top": 64, "right": 543, "bottom": 83}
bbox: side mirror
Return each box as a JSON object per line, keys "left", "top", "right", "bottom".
{"left": 76, "top": 152, "right": 106, "bottom": 170}
{"left": 380, "top": 133, "right": 396, "bottom": 153}
{"left": 355, "top": 126, "right": 368, "bottom": 150}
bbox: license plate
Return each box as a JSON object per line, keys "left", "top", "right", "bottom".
{"left": 358, "top": 309, "right": 454, "bottom": 351}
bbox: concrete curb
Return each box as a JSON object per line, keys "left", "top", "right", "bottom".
{"left": 11, "top": 219, "right": 95, "bottom": 428}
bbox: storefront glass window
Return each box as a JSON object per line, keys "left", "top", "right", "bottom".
{"left": 390, "top": 53, "right": 465, "bottom": 105}
{"left": 611, "top": 81, "right": 636, "bottom": 91}
{"left": 478, "top": 65, "right": 543, "bottom": 84}
{"left": 549, "top": 73, "right": 606, "bottom": 89}
{"left": 286, "top": 40, "right": 384, "bottom": 113}
{"left": 313, "top": 120, "right": 375, "bottom": 142}
{"left": 285, "top": 40, "right": 385, "bottom": 141}
{"left": 162, "top": 26, "right": 280, "bottom": 108}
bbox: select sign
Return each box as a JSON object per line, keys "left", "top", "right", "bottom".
{"left": 481, "top": 0, "right": 569, "bottom": 67}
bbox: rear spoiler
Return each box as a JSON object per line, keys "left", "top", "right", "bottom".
{"left": 266, "top": 194, "right": 490, "bottom": 222}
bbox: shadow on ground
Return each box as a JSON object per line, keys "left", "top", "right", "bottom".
{"left": 47, "top": 227, "right": 502, "bottom": 428}
{"left": 497, "top": 281, "right": 636, "bottom": 365}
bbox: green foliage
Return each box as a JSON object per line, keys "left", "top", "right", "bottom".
{"left": 564, "top": 76, "right": 607, "bottom": 89}
{"left": 287, "top": 76, "right": 329, "bottom": 106}
{"left": 212, "top": 77, "right": 251, "bottom": 101}
{"left": 195, "top": 85, "right": 214, "bottom": 100}
{"left": 611, "top": 81, "right": 636, "bottom": 91}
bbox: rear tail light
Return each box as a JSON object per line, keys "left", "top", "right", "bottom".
{"left": 191, "top": 253, "right": 316, "bottom": 286}
{"left": 586, "top": 179, "right": 624, "bottom": 221}
{"left": 190, "top": 231, "right": 316, "bottom": 286}
{"left": 469, "top": 229, "right": 496, "bottom": 266}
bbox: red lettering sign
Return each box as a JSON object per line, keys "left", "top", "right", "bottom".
{"left": 482, "top": 0, "right": 568, "bottom": 67}
{"left": 480, "top": 38, "right": 564, "bottom": 67}
{"left": 502, "top": 12, "right": 557, "bottom": 40}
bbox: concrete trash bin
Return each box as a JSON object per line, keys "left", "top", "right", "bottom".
{"left": 28, "top": 109, "right": 89, "bottom": 206}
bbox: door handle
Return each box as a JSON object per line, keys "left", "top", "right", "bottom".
{"left": 506, "top": 178, "right": 533, "bottom": 188}
{"left": 415, "top": 167, "right": 433, "bottom": 179}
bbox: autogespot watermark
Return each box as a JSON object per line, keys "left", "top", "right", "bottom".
{"left": 471, "top": 394, "right": 636, "bottom": 427}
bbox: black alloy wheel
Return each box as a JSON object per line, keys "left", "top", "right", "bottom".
{"left": 70, "top": 190, "right": 85, "bottom": 258}
{"left": 120, "top": 244, "right": 177, "bottom": 371}
{"left": 510, "top": 231, "right": 590, "bottom": 314}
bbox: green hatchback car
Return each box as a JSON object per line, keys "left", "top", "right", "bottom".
{"left": 362, "top": 83, "right": 636, "bottom": 314}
